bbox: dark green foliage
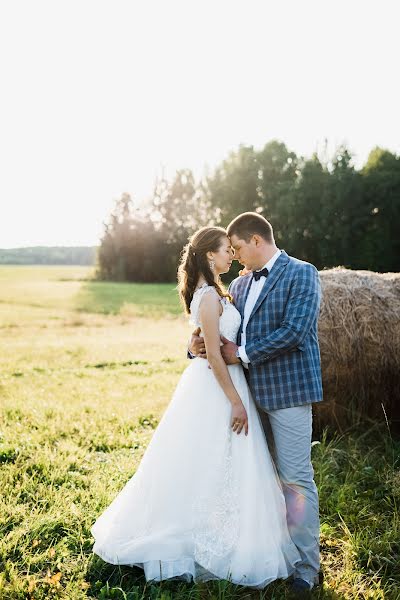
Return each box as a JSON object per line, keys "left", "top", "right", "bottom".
{"left": 97, "top": 142, "right": 400, "bottom": 282}
{"left": 96, "top": 193, "right": 168, "bottom": 283}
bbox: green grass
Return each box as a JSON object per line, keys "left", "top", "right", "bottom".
{"left": 0, "top": 266, "right": 399, "bottom": 599}
{"left": 0, "top": 265, "right": 182, "bottom": 319}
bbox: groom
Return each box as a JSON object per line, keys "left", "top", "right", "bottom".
{"left": 189, "top": 212, "right": 323, "bottom": 593}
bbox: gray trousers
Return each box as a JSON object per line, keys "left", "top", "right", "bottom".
{"left": 256, "top": 402, "right": 320, "bottom": 586}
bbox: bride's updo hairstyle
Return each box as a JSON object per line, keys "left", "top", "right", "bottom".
{"left": 177, "top": 226, "right": 232, "bottom": 314}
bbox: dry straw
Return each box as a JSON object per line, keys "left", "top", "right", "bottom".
{"left": 315, "top": 267, "right": 400, "bottom": 433}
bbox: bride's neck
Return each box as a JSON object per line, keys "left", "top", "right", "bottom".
{"left": 196, "top": 274, "right": 219, "bottom": 289}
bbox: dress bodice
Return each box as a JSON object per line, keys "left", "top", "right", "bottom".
{"left": 189, "top": 284, "right": 242, "bottom": 343}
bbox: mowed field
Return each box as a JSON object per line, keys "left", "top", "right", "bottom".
{"left": 0, "top": 266, "right": 399, "bottom": 600}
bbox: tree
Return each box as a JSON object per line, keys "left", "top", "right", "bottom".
{"left": 360, "top": 147, "right": 400, "bottom": 271}
{"left": 256, "top": 140, "right": 299, "bottom": 248}
{"left": 96, "top": 192, "right": 168, "bottom": 282}
{"left": 150, "top": 169, "right": 211, "bottom": 280}
{"left": 205, "top": 145, "right": 261, "bottom": 225}
{"left": 289, "top": 153, "right": 330, "bottom": 266}
{"left": 97, "top": 143, "right": 400, "bottom": 282}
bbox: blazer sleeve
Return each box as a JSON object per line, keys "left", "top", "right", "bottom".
{"left": 228, "top": 278, "right": 238, "bottom": 296}
{"left": 244, "top": 264, "right": 321, "bottom": 365}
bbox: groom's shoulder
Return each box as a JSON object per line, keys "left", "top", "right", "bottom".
{"left": 289, "top": 256, "right": 316, "bottom": 268}
{"left": 229, "top": 273, "right": 252, "bottom": 292}
{"left": 284, "top": 252, "right": 319, "bottom": 275}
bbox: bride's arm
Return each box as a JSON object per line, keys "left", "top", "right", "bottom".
{"left": 199, "top": 292, "right": 248, "bottom": 435}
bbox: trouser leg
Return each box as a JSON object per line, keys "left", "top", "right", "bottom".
{"left": 262, "top": 403, "right": 320, "bottom": 586}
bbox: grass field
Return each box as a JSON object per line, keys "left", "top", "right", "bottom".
{"left": 0, "top": 266, "right": 399, "bottom": 599}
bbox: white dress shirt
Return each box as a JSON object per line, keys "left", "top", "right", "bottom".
{"left": 238, "top": 248, "right": 282, "bottom": 367}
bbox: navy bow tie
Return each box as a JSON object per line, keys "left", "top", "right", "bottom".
{"left": 252, "top": 267, "right": 269, "bottom": 281}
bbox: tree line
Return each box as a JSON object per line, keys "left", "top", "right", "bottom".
{"left": 96, "top": 140, "right": 400, "bottom": 282}
{"left": 0, "top": 246, "right": 96, "bottom": 265}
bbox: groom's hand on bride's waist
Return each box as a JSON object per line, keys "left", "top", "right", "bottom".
{"left": 220, "top": 337, "right": 241, "bottom": 365}
{"left": 188, "top": 331, "right": 241, "bottom": 366}
{"left": 189, "top": 328, "right": 207, "bottom": 358}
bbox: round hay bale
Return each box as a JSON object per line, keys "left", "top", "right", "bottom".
{"left": 314, "top": 267, "right": 400, "bottom": 433}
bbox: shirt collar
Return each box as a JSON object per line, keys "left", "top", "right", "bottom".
{"left": 256, "top": 248, "right": 282, "bottom": 274}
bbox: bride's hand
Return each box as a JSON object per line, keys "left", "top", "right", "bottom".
{"left": 231, "top": 402, "right": 248, "bottom": 436}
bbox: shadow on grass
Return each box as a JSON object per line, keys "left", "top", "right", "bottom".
{"left": 83, "top": 423, "right": 400, "bottom": 599}
{"left": 74, "top": 280, "right": 182, "bottom": 318}
{"left": 85, "top": 557, "right": 346, "bottom": 600}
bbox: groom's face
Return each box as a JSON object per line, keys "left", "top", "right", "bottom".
{"left": 229, "top": 234, "right": 258, "bottom": 270}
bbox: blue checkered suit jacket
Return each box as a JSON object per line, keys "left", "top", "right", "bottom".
{"left": 229, "top": 250, "right": 323, "bottom": 411}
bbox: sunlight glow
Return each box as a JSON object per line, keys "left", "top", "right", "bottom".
{"left": 0, "top": 0, "right": 399, "bottom": 247}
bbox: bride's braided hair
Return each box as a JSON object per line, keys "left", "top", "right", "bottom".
{"left": 177, "top": 226, "right": 232, "bottom": 314}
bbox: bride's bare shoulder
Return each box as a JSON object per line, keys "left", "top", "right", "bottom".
{"left": 197, "top": 287, "right": 223, "bottom": 317}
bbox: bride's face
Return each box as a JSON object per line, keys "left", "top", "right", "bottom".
{"left": 208, "top": 236, "right": 234, "bottom": 275}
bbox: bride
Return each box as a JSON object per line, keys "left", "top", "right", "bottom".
{"left": 91, "top": 226, "right": 301, "bottom": 588}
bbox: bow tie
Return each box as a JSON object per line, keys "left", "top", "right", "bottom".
{"left": 252, "top": 267, "right": 269, "bottom": 281}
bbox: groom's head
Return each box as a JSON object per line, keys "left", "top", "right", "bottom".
{"left": 227, "top": 212, "right": 277, "bottom": 271}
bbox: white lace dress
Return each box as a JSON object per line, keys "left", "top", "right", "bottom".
{"left": 91, "top": 284, "right": 301, "bottom": 588}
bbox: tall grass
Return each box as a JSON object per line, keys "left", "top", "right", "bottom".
{"left": 0, "top": 267, "right": 399, "bottom": 599}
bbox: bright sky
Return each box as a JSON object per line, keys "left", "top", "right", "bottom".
{"left": 1, "top": 0, "right": 399, "bottom": 248}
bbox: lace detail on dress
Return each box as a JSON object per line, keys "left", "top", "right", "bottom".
{"left": 189, "top": 285, "right": 219, "bottom": 328}
{"left": 192, "top": 424, "right": 240, "bottom": 572}
{"left": 188, "top": 285, "right": 241, "bottom": 571}
{"left": 189, "top": 284, "right": 242, "bottom": 343}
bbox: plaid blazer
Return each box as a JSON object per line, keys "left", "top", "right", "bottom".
{"left": 229, "top": 250, "right": 323, "bottom": 411}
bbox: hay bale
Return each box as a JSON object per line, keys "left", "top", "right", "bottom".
{"left": 315, "top": 267, "right": 400, "bottom": 433}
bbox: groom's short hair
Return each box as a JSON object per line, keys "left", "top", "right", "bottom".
{"left": 227, "top": 212, "right": 274, "bottom": 244}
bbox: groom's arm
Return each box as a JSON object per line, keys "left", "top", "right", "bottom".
{"left": 188, "top": 278, "right": 238, "bottom": 359}
{"left": 244, "top": 265, "right": 321, "bottom": 365}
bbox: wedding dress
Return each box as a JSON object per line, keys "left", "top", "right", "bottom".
{"left": 91, "top": 284, "right": 301, "bottom": 588}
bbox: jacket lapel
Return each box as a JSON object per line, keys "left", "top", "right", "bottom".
{"left": 234, "top": 273, "right": 252, "bottom": 317}
{"left": 234, "top": 274, "right": 252, "bottom": 340}
{"left": 248, "top": 250, "right": 290, "bottom": 322}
